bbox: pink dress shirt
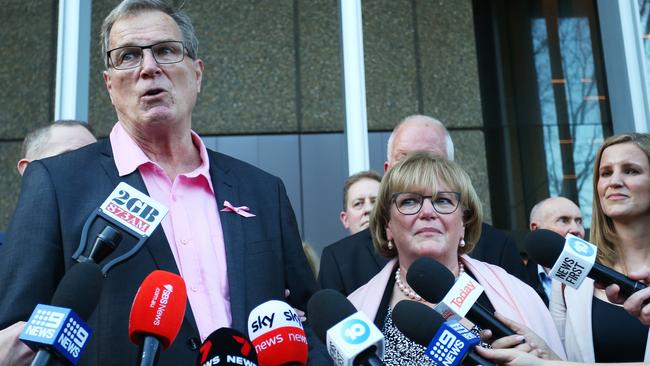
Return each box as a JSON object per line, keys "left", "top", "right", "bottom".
{"left": 110, "top": 122, "right": 230, "bottom": 340}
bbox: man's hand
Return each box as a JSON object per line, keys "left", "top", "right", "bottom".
{"left": 0, "top": 322, "right": 34, "bottom": 366}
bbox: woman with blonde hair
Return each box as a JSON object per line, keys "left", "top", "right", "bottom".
{"left": 551, "top": 133, "right": 650, "bottom": 362}
{"left": 348, "top": 152, "right": 564, "bottom": 365}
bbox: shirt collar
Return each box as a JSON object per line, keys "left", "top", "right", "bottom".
{"left": 109, "top": 122, "right": 214, "bottom": 193}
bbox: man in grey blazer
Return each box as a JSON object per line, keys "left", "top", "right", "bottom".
{"left": 0, "top": 1, "right": 324, "bottom": 365}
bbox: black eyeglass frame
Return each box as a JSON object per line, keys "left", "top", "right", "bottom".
{"left": 390, "top": 191, "right": 462, "bottom": 215}
{"left": 106, "top": 40, "right": 189, "bottom": 70}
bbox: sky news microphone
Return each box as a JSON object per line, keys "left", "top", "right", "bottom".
{"left": 407, "top": 257, "right": 516, "bottom": 340}
{"left": 392, "top": 300, "right": 495, "bottom": 366}
{"left": 128, "top": 270, "right": 187, "bottom": 366}
{"left": 20, "top": 261, "right": 103, "bottom": 366}
{"left": 307, "top": 289, "right": 385, "bottom": 366}
{"left": 197, "top": 327, "right": 258, "bottom": 366}
{"left": 247, "top": 300, "right": 308, "bottom": 366}
{"left": 525, "top": 229, "right": 647, "bottom": 297}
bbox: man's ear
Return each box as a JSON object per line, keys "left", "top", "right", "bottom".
{"left": 340, "top": 211, "right": 350, "bottom": 229}
{"left": 530, "top": 223, "right": 538, "bottom": 231}
{"left": 17, "top": 159, "right": 30, "bottom": 176}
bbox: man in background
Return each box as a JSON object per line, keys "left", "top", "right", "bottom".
{"left": 339, "top": 170, "right": 381, "bottom": 235}
{"left": 319, "top": 114, "right": 527, "bottom": 295}
{"left": 528, "top": 196, "right": 585, "bottom": 305}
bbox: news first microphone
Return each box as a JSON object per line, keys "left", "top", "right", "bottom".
{"left": 20, "top": 262, "right": 104, "bottom": 366}
{"left": 197, "top": 327, "right": 258, "bottom": 366}
{"left": 307, "top": 289, "right": 385, "bottom": 366}
{"left": 247, "top": 300, "right": 308, "bottom": 366}
{"left": 407, "top": 257, "right": 516, "bottom": 340}
{"left": 525, "top": 229, "right": 647, "bottom": 297}
{"left": 128, "top": 270, "right": 187, "bottom": 366}
{"left": 392, "top": 300, "right": 495, "bottom": 366}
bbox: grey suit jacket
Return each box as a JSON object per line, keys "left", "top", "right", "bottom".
{"left": 0, "top": 139, "right": 325, "bottom": 365}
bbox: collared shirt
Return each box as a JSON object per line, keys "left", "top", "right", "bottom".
{"left": 537, "top": 264, "right": 552, "bottom": 301}
{"left": 110, "top": 122, "right": 230, "bottom": 340}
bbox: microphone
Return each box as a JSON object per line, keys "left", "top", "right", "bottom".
{"left": 307, "top": 289, "right": 385, "bottom": 366}
{"left": 197, "top": 327, "right": 258, "bottom": 366}
{"left": 525, "top": 229, "right": 647, "bottom": 297}
{"left": 392, "top": 300, "right": 495, "bottom": 366}
{"left": 72, "top": 182, "right": 168, "bottom": 274}
{"left": 20, "top": 262, "right": 103, "bottom": 366}
{"left": 407, "top": 257, "right": 516, "bottom": 339}
{"left": 247, "top": 300, "right": 308, "bottom": 366}
{"left": 128, "top": 270, "right": 187, "bottom": 366}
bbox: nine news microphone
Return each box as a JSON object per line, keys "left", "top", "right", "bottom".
{"left": 525, "top": 229, "right": 647, "bottom": 297}
{"left": 392, "top": 300, "right": 495, "bottom": 366}
{"left": 247, "top": 300, "right": 308, "bottom": 366}
{"left": 407, "top": 257, "right": 516, "bottom": 340}
{"left": 128, "top": 270, "right": 187, "bottom": 366}
{"left": 197, "top": 327, "right": 258, "bottom": 366}
{"left": 20, "top": 262, "right": 104, "bottom": 366}
{"left": 307, "top": 289, "right": 385, "bottom": 366}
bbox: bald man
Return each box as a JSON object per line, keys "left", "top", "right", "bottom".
{"left": 318, "top": 115, "right": 527, "bottom": 295}
{"left": 527, "top": 197, "right": 585, "bottom": 305}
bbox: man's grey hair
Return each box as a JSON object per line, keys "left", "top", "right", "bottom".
{"left": 386, "top": 115, "right": 455, "bottom": 161}
{"left": 101, "top": 0, "right": 199, "bottom": 69}
{"left": 21, "top": 120, "right": 93, "bottom": 160}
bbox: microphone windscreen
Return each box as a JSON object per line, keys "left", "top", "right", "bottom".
{"left": 50, "top": 261, "right": 104, "bottom": 320}
{"left": 392, "top": 300, "right": 446, "bottom": 346}
{"left": 307, "top": 289, "right": 357, "bottom": 343}
{"left": 406, "top": 257, "right": 455, "bottom": 303}
{"left": 197, "top": 327, "right": 258, "bottom": 366}
{"left": 524, "top": 229, "right": 565, "bottom": 268}
{"left": 128, "top": 270, "right": 187, "bottom": 349}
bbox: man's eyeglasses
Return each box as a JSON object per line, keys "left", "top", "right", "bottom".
{"left": 391, "top": 192, "right": 461, "bottom": 215}
{"left": 107, "top": 41, "right": 187, "bottom": 70}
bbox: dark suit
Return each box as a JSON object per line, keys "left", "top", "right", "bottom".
{"left": 526, "top": 259, "right": 550, "bottom": 306}
{"left": 318, "top": 223, "right": 527, "bottom": 296}
{"left": 0, "top": 139, "right": 326, "bottom": 365}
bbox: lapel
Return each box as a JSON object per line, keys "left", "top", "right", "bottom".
{"left": 97, "top": 139, "right": 199, "bottom": 333}
{"left": 208, "top": 151, "right": 247, "bottom": 331}
{"left": 361, "top": 229, "right": 388, "bottom": 270}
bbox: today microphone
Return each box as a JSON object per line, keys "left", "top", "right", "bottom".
{"left": 20, "top": 261, "right": 103, "bottom": 365}
{"left": 407, "top": 257, "right": 517, "bottom": 340}
{"left": 525, "top": 229, "right": 647, "bottom": 297}
{"left": 197, "top": 327, "right": 258, "bottom": 366}
{"left": 392, "top": 300, "right": 495, "bottom": 366}
{"left": 247, "top": 300, "right": 308, "bottom": 366}
{"left": 308, "top": 289, "right": 385, "bottom": 366}
{"left": 128, "top": 270, "right": 187, "bottom": 366}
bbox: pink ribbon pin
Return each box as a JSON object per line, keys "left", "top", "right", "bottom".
{"left": 221, "top": 200, "right": 256, "bottom": 218}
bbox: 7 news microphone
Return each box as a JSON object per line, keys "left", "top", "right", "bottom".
{"left": 20, "top": 262, "right": 104, "bottom": 366}
{"left": 308, "top": 289, "right": 385, "bottom": 366}
{"left": 525, "top": 229, "right": 647, "bottom": 298}
{"left": 247, "top": 299, "right": 308, "bottom": 366}
{"left": 128, "top": 270, "right": 187, "bottom": 366}
{"left": 407, "top": 257, "right": 517, "bottom": 340}
{"left": 197, "top": 327, "right": 258, "bottom": 366}
{"left": 392, "top": 300, "right": 495, "bottom": 366}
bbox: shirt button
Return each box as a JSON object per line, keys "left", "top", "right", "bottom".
{"left": 181, "top": 239, "right": 188, "bottom": 245}
{"left": 191, "top": 286, "right": 198, "bottom": 292}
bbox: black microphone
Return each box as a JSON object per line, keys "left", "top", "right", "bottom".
{"left": 308, "top": 289, "right": 385, "bottom": 366}
{"left": 197, "top": 327, "right": 258, "bottom": 366}
{"left": 85, "top": 225, "right": 122, "bottom": 264}
{"left": 525, "top": 229, "right": 647, "bottom": 297}
{"left": 392, "top": 300, "right": 496, "bottom": 366}
{"left": 21, "top": 262, "right": 103, "bottom": 366}
{"left": 407, "top": 257, "right": 516, "bottom": 339}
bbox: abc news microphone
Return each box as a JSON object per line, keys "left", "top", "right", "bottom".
{"left": 19, "top": 262, "right": 103, "bottom": 366}
{"left": 128, "top": 270, "right": 187, "bottom": 366}
{"left": 392, "top": 300, "right": 495, "bottom": 366}
{"left": 308, "top": 289, "right": 385, "bottom": 366}
{"left": 247, "top": 300, "right": 308, "bottom": 366}
{"left": 407, "top": 257, "right": 516, "bottom": 340}
{"left": 197, "top": 327, "right": 258, "bottom": 366}
{"left": 525, "top": 229, "right": 647, "bottom": 297}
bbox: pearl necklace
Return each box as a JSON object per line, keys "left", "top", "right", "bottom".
{"left": 395, "top": 260, "right": 465, "bottom": 302}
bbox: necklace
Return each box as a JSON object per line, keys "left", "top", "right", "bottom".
{"left": 395, "top": 259, "right": 465, "bottom": 302}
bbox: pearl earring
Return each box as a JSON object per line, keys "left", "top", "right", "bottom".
{"left": 459, "top": 239, "right": 466, "bottom": 248}
{"left": 387, "top": 240, "right": 394, "bottom": 250}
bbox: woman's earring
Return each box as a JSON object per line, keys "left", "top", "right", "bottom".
{"left": 459, "top": 238, "right": 466, "bottom": 248}
{"left": 387, "top": 240, "right": 394, "bottom": 250}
